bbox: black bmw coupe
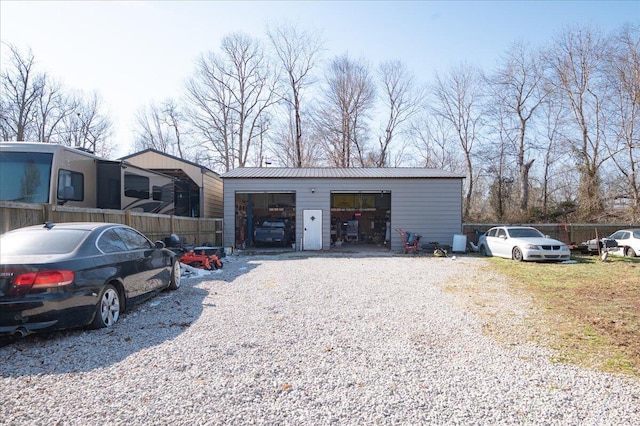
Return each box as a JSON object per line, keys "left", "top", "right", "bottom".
{"left": 0, "top": 222, "right": 181, "bottom": 338}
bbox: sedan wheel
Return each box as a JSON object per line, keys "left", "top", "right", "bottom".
{"left": 512, "top": 247, "right": 524, "bottom": 262}
{"left": 626, "top": 247, "right": 637, "bottom": 257}
{"left": 92, "top": 284, "right": 120, "bottom": 328}
{"left": 168, "top": 259, "right": 181, "bottom": 290}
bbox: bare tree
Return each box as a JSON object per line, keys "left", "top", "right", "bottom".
{"left": 316, "top": 53, "right": 375, "bottom": 167}
{"left": 1, "top": 44, "right": 115, "bottom": 155}
{"left": 606, "top": 24, "right": 640, "bottom": 222}
{"left": 186, "top": 51, "right": 235, "bottom": 172}
{"left": 34, "top": 78, "right": 77, "bottom": 143}
{"left": 546, "top": 25, "right": 613, "bottom": 221}
{"left": 481, "top": 98, "right": 517, "bottom": 221}
{"left": 537, "top": 94, "right": 573, "bottom": 220}
{"left": 409, "top": 114, "right": 461, "bottom": 171}
{"left": 375, "top": 60, "right": 425, "bottom": 167}
{"left": 267, "top": 22, "right": 323, "bottom": 167}
{"left": 59, "top": 92, "right": 114, "bottom": 156}
{"left": 134, "top": 98, "right": 186, "bottom": 158}
{"left": 431, "top": 63, "right": 483, "bottom": 219}
{"left": 269, "top": 112, "right": 324, "bottom": 167}
{"left": 250, "top": 115, "right": 272, "bottom": 167}
{"left": 0, "top": 43, "right": 45, "bottom": 141}
{"left": 186, "top": 32, "right": 280, "bottom": 172}
{"left": 485, "top": 41, "right": 547, "bottom": 214}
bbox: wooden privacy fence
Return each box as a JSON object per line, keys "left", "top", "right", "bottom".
{"left": 0, "top": 201, "right": 223, "bottom": 247}
{"left": 463, "top": 223, "right": 638, "bottom": 246}
{"left": 1, "top": 202, "right": 634, "bottom": 250}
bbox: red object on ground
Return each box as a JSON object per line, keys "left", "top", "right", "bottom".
{"left": 396, "top": 228, "right": 420, "bottom": 254}
{"left": 179, "top": 250, "right": 223, "bottom": 270}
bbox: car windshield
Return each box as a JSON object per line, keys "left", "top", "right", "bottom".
{"left": 609, "top": 231, "right": 629, "bottom": 240}
{"left": 507, "top": 228, "right": 544, "bottom": 238}
{"left": 0, "top": 151, "right": 53, "bottom": 203}
{"left": 0, "top": 229, "right": 89, "bottom": 255}
{"left": 261, "top": 221, "right": 285, "bottom": 228}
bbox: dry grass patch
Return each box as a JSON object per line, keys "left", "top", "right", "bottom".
{"left": 443, "top": 255, "right": 639, "bottom": 377}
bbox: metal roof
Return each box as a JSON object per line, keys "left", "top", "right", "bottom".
{"left": 120, "top": 148, "right": 219, "bottom": 176}
{"left": 221, "top": 167, "right": 465, "bottom": 179}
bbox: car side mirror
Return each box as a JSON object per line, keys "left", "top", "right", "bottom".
{"left": 155, "top": 240, "right": 166, "bottom": 249}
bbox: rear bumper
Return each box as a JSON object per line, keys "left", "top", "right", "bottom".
{"left": 0, "top": 294, "right": 97, "bottom": 336}
{"left": 0, "top": 320, "right": 58, "bottom": 336}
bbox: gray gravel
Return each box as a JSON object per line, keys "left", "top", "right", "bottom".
{"left": 1, "top": 253, "right": 639, "bottom": 425}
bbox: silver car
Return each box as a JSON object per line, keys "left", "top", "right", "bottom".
{"left": 478, "top": 226, "right": 571, "bottom": 262}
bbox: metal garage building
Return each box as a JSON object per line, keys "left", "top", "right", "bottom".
{"left": 221, "top": 167, "right": 465, "bottom": 252}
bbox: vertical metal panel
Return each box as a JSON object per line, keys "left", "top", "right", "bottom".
{"left": 202, "top": 172, "right": 223, "bottom": 218}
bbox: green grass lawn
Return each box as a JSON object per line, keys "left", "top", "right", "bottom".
{"left": 486, "top": 253, "right": 639, "bottom": 376}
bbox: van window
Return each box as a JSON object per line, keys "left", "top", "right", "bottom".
{"left": 57, "top": 169, "right": 84, "bottom": 201}
{"left": 153, "top": 184, "right": 173, "bottom": 202}
{"left": 124, "top": 173, "right": 149, "bottom": 199}
{"left": 152, "top": 186, "right": 162, "bottom": 201}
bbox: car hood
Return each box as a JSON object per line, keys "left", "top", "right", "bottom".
{"left": 512, "top": 237, "right": 564, "bottom": 246}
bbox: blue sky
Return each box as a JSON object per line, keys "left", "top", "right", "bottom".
{"left": 1, "top": 1, "right": 637, "bottom": 157}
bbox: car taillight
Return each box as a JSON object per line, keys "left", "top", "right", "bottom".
{"left": 14, "top": 270, "right": 75, "bottom": 288}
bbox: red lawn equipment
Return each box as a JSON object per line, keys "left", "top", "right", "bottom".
{"left": 396, "top": 229, "right": 421, "bottom": 254}
{"left": 179, "top": 249, "right": 223, "bottom": 270}
{"left": 164, "top": 234, "right": 224, "bottom": 270}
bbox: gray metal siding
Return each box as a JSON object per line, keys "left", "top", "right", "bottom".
{"left": 390, "top": 179, "right": 463, "bottom": 249}
{"left": 223, "top": 177, "right": 462, "bottom": 250}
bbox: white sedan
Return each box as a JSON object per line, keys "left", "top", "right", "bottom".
{"left": 585, "top": 229, "right": 640, "bottom": 257}
{"left": 478, "top": 226, "right": 571, "bottom": 262}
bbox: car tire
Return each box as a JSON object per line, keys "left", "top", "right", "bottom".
{"left": 479, "top": 245, "right": 488, "bottom": 256}
{"left": 512, "top": 247, "right": 524, "bottom": 262}
{"left": 91, "top": 284, "right": 121, "bottom": 329}
{"left": 625, "top": 247, "right": 637, "bottom": 257}
{"left": 168, "top": 259, "right": 181, "bottom": 290}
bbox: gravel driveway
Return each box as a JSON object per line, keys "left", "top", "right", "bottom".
{"left": 1, "top": 253, "right": 639, "bottom": 425}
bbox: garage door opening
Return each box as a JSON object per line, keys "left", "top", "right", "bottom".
{"left": 331, "top": 191, "right": 391, "bottom": 246}
{"left": 235, "top": 192, "right": 296, "bottom": 248}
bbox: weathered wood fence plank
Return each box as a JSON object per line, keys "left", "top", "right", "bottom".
{"left": 0, "top": 201, "right": 223, "bottom": 247}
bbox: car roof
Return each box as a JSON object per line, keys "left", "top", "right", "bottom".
{"left": 10, "top": 222, "right": 122, "bottom": 232}
{"left": 493, "top": 225, "right": 536, "bottom": 229}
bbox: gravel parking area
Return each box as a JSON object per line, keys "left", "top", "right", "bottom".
{"left": 1, "top": 253, "right": 639, "bottom": 425}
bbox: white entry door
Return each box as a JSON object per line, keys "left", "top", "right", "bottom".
{"left": 303, "top": 209, "right": 322, "bottom": 250}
